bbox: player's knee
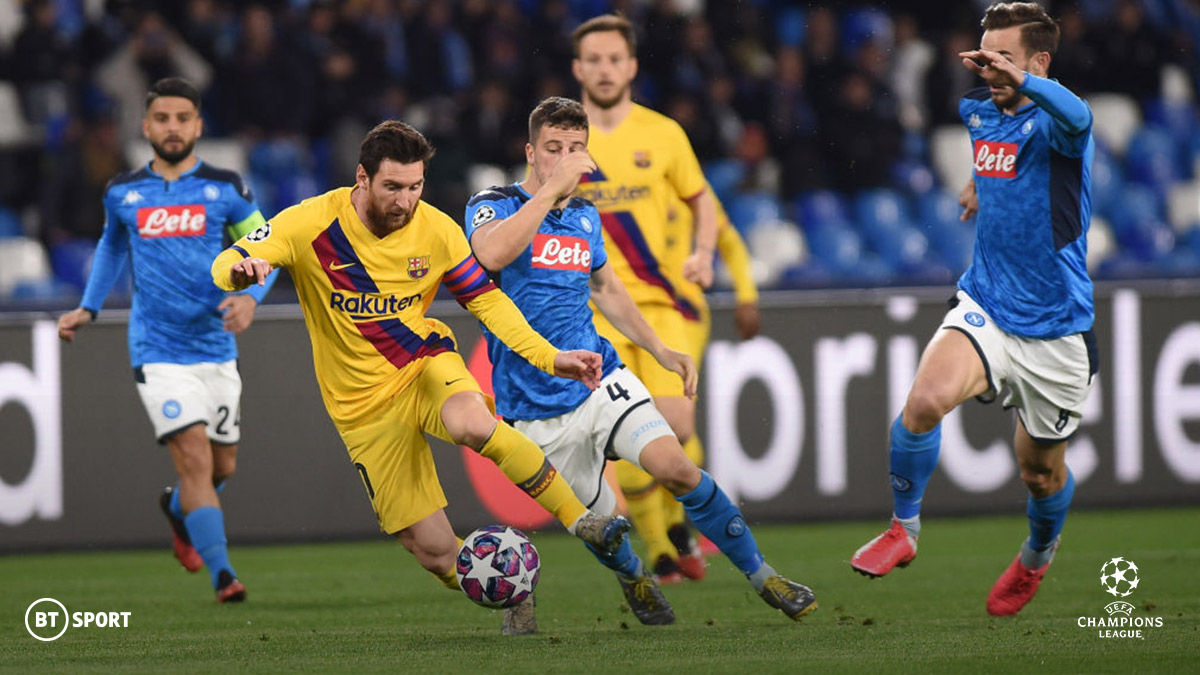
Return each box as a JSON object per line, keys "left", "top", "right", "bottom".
{"left": 903, "top": 389, "right": 947, "bottom": 432}
{"left": 449, "top": 414, "right": 497, "bottom": 450}
{"left": 1019, "top": 462, "right": 1062, "bottom": 497}
{"left": 644, "top": 443, "right": 701, "bottom": 495}
{"left": 213, "top": 452, "right": 236, "bottom": 479}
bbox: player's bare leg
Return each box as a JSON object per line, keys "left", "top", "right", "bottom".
{"left": 987, "top": 420, "right": 1071, "bottom": 616}
{"left": 852, "top": 328, "right": 987, "bottom": 578}
{"left": 394, "top": 509, "right": 461, "bottom": 590}
{"left": 638, "top": 435, "right": 816, "bottom": 620}
{"left": 167, "top": 424, "right": 243, "bottom": 601}
{"left": 440, "top": 391, "right": 629, "bottom": 549}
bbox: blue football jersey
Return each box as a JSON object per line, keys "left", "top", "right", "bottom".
{"left": 957, "top": 76, "right": 1095, "bottom": 339}
{"left": 465, "top": 183, "right": 621, "bottom": 420}
{"left": 83, "top": 160, "right": 268, "bottom": 366}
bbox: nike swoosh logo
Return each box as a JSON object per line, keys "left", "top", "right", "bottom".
{"left": 444, "top": 378, "right": 466, "bottom": 386}
{"left": 330, "top": 261, "right": 356, "bottom": 271}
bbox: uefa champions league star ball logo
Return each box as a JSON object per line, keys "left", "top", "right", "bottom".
{"left": 1100, "top": 557, "right": 1139, "bottom": 597}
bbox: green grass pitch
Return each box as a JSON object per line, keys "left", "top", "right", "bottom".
{"left": 2, "top": 507, "right": 1196, "bottom": 674}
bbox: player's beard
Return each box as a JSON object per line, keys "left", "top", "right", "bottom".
{"left": 150, "top": 137, "right": 196, "bottom": 165}
{"left": 586, "top": 81, "right": 629, "bottom": 110}
{"left": 990, "top": 86, "right": 1021, "bottom": 112}
{"left": 366, "top": 198, "right": 412, "bottom": 233}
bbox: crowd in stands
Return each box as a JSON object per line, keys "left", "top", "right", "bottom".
{"left": 1, "top": 0, "right": 1199, "bottom": 305}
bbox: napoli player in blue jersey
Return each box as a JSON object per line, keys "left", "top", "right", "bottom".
{"left": 57, "top": 78, "right": 277, "bottom": 603}
{"left": 465, "top": 97, "right": 817, "bottom": 631}
{"left": 850, "top": 3, "right": 1097, "bottom": 617}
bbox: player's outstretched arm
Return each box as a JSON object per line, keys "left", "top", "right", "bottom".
{"left": 212, "top": 251, "right": 272, "bottom": 291}
{"left": 716, "top": 223, "right": 760, "bottom": 340}
{"left": 590, "top": 264, "right": 697, "bottom": 397}
{"left": 464, "top": 286, "right": 593, "bottom": 381}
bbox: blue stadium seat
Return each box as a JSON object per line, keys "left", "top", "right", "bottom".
{"left": 1125, "top": 126, "right": 1182, "bottom": 193}
{"left": 9, "top": 278, "right": 79, "bottom": 302}
{"left": 1142, "top": 99, "right": 1198, "bottom": 150}
{"left": 891, "top": 159, "right": 935, "bottom": 196}
{"left": 727, "top": 192, "right": 783, "bottom": 234}
{"left": 1114, "top": 216, "right": 1176, "bottom": 262}
{"left": 778, "top": 260, "right": 837, "bottom": 290}
{"left": 804, "top": 220, "right": 863, "bottom": 275}
{"left": 49, "top": 239, "right": 97, "bottom": 292}
{"left": 917, "top": 189, "right": 962, "bottom": 228}
{"left": 1096, "top": 252, "right": 1157, "bottom": 281}
{"left": 923, "top": 218, "right": 974, "bottom": 273}
{"left": 845, "top": 253, "right": 896, "bottom": 286}
{"left": 840, "top": 8, "right": 892, "bottom": 52}
{"left": 854, "top": 188, "right": 913, "bottom": 237}
{"left": 704, "top": 159, "right": 745, "bottom": 206}
{"left": 1109, "top": 184, "right": 1165, "bottom": 236}
{"left": 864, "top": 221, "right": 930, "bottom": 273}
{"left": 795, "top": 190, "right": 852, "bottom": 229}
{"left": 1089, "top": 145, "right": 1125, "bottom": 220}
{"left": 0, "top": 206, "right": 22, "bottom": 239}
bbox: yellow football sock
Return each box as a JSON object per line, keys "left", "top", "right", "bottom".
{"left": 478, "top": 422, "right": 586, "bottom": 529}
{"left": 616, "top": 459, "right": 674, "bottom": 563}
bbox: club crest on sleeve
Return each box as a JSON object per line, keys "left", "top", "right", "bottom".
{"left": 408, "top": 255, "right": 431, "bottom": 279}
{"left": 204, "top": 184, "right": 221, "bottom": 201}
{"left": 246, "top": 222, "right": 271, "bottom": 242}
{"left": 472, "top": 205, "right": 496, "bottom": 228}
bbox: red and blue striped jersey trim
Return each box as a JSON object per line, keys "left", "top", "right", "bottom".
{"left": 600, "top": 211, "right": 700, "bottom": 320}
{"left": 443, "top": 255, "right": 495, "bottom": 306}
{"left": 311, "top": 219, "right": 378, "bottom": 293}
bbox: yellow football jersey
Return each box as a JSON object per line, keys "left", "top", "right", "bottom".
{"left": 212, "top": 187, "right": 557, "bottom": 424}
{"left": 664, "top": 185, "right": 759, "bottom": 316}
{"left": 577, "top": 104, "right": 707, "bottom": 319}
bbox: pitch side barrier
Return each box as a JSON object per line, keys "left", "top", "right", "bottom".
{"left": 2, "top": 281, "right": 1198, "bottom": 550}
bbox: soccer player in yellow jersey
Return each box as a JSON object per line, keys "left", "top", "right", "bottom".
{"left": 572, "top": 13, "right": 722, "bottom": 581}
{"left": 211, "top": 121, "right": 630, "bottom": 633}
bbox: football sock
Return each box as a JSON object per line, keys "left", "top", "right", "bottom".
{"left": 677, "top": 470, "right": 764, "bottom": 576}
{"left": 890, "top": 415, "right": 941, "bottom": 524}
{"left": 663, "top": 488, "right": 689, "bottom": 552}
{"left": 478, "top": 422, "right": 586, "bottom": 529}
{"left": 585, "top": 537, "right": 643, "bottom": 580}
{"left": 1021, "top": 470, "right": 1074, "bottom": 567}
{"left": 184, "top": 506, "right": 235, "bottom": 589}
{"left": 169, "top": 478, "right": 227, "bottom": 519}
{"left": 436, "top": 536, "right": 464, "bottom": 589}
{"left": 747, "top": 562, "right": 778, "bottom": 592}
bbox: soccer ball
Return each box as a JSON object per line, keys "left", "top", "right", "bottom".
{"left": 1100, "top": 557, "right": 1139, "bottom": 597}
{"left": 456, "top": 525, "right": 540, "bottom": 608}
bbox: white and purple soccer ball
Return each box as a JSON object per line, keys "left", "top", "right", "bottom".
{"left": 456, "top": 525, "right": 540, "bottom": 609}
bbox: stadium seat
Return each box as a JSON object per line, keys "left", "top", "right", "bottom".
{"left": 1125, "top": 126, "right": 1182, "bottom": 192}
{"left": 49, "top": 239, "right": 97, "bottom": 292}
{"left": 917, "top": 189, "right": 964, "bottom": 227}
{"left": 930, "top": 125, "right": 973, "bottom": 192}
{"left": 727, "top": 192, "right": 783, "bottom": 234}
{"left": 704, "top": 159, "right": 745, "bottom": 206}
{"left": 1086, "top": 216, "right": 1117, "bottom": 273}
{"left": 1142, "top": 98, "right": 1198, "bottom": 151}
{"left": 0, "top": 206, "right": 22, "bottom": 238}
{"left": 1167, "top": 180, "right": 1200, "bottom": 233}
{"left": 891, "top": 159, "right": 935, "bottom": 196}
{"left": 1090, "top": 144, "right": 1125, "bottom": 220}
{"left": 9, "top": 278, "right": 80, "bottom": 302}
{"left": 924, "top": 217, "right": 974, "bottom": 274}
{"left": 864, "top": 221, "right": 930, "bottom": 273}
{"left": 854, "top": 188, "right": 913, "bottom": 237}
{"left": 1115, "top": 216, "right": 1175, "bottom": 262}
{"left": 1110, "top": 184, "right": 1165, "bottom": 235}
{"left": 794, "top": 190, "right": 852, "bottom": 229}
{"left": 0, "top": 237, "right": 52, "bottom": 296}
{"left": 0, "top": 81, "right": 30, "bottom": 148}
{"left": 1088, "top": 93, "right": 1141, "bottom": 156}
{"left": 746, "top": 220, "right": 807, "bottom": 286}
{"left": 803, "top": 220, "right": 863, "bottom": 275}
{"left": 467, "top": 164, "right": 509, "bottom": 195}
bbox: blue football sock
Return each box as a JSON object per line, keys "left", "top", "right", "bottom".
{"left": 890, "top": 415, "right": 941, "bottom": 521}
{"left": 584, "top": 537, "right": 643, "bottom": 579}
{"left": 678, "top": 470, "right": 765, "bottom": 577}
{"left": 184, "top": 506, "right": 235, "bottom": 589}
{"left": 1025, "top": 470, "right": 1075, "bottom": 556}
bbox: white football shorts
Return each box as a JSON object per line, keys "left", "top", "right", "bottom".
{"left": 941, "top": 290, "right": 1097, "bottom": 443}
{"left": 135, "top": 360, "right": 242, "bottom": 444}
{"left": 513, "top": 366, "right": 675, "bottom": 515}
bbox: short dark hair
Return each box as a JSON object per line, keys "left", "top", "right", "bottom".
{"left": 145, "top": 77, "right": 201, "bottom": 110}
{"left": 528, "top": 97, "right": 589, "bottom": 144}
{"left": 572, "top": 14, "right": 636, "bottom": 58}
{"left": 981, "top": 2, "right": 1060, "bottom": 55}
{"left": 358, "top": 120, "right": 436, "bottom": 178}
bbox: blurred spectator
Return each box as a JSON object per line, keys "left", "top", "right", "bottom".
{"left": 96, "top": 11, "right": 212, "bottom": 144}
{"left": 821, "top": 69, "right": 903, "bottom": 193}
{"left": 38, "top": 112, "right": 129, "bottom": 246}
{"left": 925, "top": 27, "right": 979, "bottom": 127}
{"left": 457, "top": 80, "right": 526, "bottom": 168}
{"left": 10, "top": 0, "right": 74, "bottom": 126}
{"left": 214, "top": 4, "right": 313, "bottom": 138}
{"left": 406, "top": 1, "right": 474, "bottom": 98}
{"left": 1052, "top": 3, "right": 1099, "bottom": 95}
{"left": 1092, "top": 0, "right": 1171, "bottom": 101}
{"left": 767, "top": 46, "right": 827, "bottom": 194}
{"left": 889, "top": 14, "right": 935, "bottom": 132}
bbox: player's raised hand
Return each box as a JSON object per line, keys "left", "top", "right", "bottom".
{"left": 735, "top": 302, "right": 761, "bottom": 340}
{"left": 57, "top": 307, "right": 93, "bottom": 342}
{"left": 682, "top": 248, "right": 715, "bottom": 288}
{"left": 959, "top": 48, "right": 1026, "bottom": 89}
{"left": 959, "top": 178, "right": 978, "bottom": 222}
{"left": 553, "top": 349, "right": 603, "bottom": 390}
{"left": 657, "top": 348, "right": 698, "bottom": 399}
{"left": 545, "top": 150, "right": 597, "bottom": 202}
{"left": 218, "top": 294, "right": 259, "bottom": 334}
{"left": 229, "top": 257, "right": 272, "bottom": 290}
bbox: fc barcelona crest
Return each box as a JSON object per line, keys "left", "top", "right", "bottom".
{"left": 633, "top": 151, "right": 651, "bottom": 168}
{"left": 408, "top": 255, "right": 430, "bottom": 279}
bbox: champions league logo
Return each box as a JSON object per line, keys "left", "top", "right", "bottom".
{"left": 1074, "top": 557, "right": 1163, "bottom": 640}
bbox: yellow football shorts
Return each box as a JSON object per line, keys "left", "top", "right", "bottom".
{"left": 593, "top": 302, "right": 690, "bottom": 398}
{"left": 336, "top": 350, "right": 493, "bottom": 535}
